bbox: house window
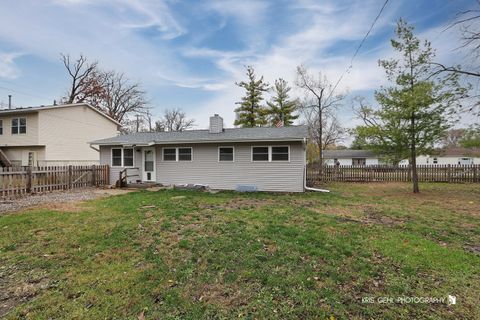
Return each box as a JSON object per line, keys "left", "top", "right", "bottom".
{"left": 111, "top": 148, "right": 134, "bottom": 167}
{"left": 252, "top": 147, "right": 269, "bottom": 161}
{"left": 219, "top": 147, "right": 234, "bottom": 162}
{"left": 12, "top": 117, "right": 26, "bottom": 134}
{"left": 163, "top": 148, "right": 177, "bottom": 161}
{"left": 123, "top": 148, "right": 134, "bottom": 167}
{"left": 433, "top": 157, "right": 438, "bottom": 164}
{"left": 178, "top": 148, "right": 192, "bottom": 161}
{"left": 112, "top": 149, "right": 122, "bottom": 166}
{"left": 0, "top": 120, "right": 2, "bottom": 135}
{"left": 252, "top": 146, "right": 290, "bottom": 162}
{"left": 163, "top": 147, "right": 193, "bottom": 161}
{"left": 271, "top": 146, "right": 289, "bottom": 161}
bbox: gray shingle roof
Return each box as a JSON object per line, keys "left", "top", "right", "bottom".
{"left": 90, "top": 125, "right": 308, "bottom": 145}
{"left": 323, "top": 149, "right": 378, "bottom": 158}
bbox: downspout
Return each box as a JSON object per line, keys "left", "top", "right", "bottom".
{"left": 303, "top": 137, "right": 330, "bottom": 193}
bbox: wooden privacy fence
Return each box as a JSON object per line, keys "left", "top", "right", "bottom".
{"left": 0, "top": 165, "right": 109, "bottom": 199}
{"left": 307, "top": 164, "right": 480, "bottom": 184}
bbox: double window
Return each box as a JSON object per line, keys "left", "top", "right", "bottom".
{"left": 12, "top": 117, "right": 26, "bottom": 134}
{"left": 252, "top": 146, "right": 289, "bottom": 162}
{"left": 163, "top": 147, "right": 192, "bottom": 161}
{"left": 111, "top": 148, "right": 134, "bottom": 167}
{"left": 218, "top": 147, "right": 234, "bottom": 162}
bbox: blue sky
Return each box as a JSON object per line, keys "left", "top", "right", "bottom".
{"left": 0, "top": 0, "right": 476, "bottom": 128}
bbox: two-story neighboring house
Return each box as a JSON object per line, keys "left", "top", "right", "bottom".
{"left": 0, "top": 103, "right": 120, "bottom": 166}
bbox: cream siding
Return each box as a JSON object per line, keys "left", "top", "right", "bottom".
{"left": 0, "top": 112, "right": 39, "bottom": 146}
{"left": 38, "top": 105, "right": 118, "bottom": 162}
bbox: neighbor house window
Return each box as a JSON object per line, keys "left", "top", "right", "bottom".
{"left": 252, "top": 146, "right": 290, "bottom": 162}
{"left": 178, "top": 148, "right": 192, "bottom": 161}
{"left": 0, "top": 120, "right": 2, "bottom": 135}
{"left": 12, "top": 117, "right": 26, "bottom": 134}
{"left": 433, "top": 157, "right": 438, "bottom": 164}
{"left": 271, "top": 146, "right": 289, "bottom": 161}
{"left": 111, "top": 148, "right": 134, "bottom": 167}
{"left": 219, "top": 147, "right": 234, "bottom": 162}
{"left": 163, "top": 148, "right": 177, "bottom": 161}
{"left": 163, "top": 147, "right": 193, "bottom": 161}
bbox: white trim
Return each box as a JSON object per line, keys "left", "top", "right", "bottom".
{"left": 162, "top": 147, "right": 193, "bottom": 162}
{"left": 142, "top": 147, "right": 156, "bottom": 182}
{"left": 110, "top": 147, "right": 135, "bottom": 168}
{"left": 251, "top": 145, "right": 290, "bottom": 162}
{"left": 218, "top": 146, "right": 235, "bottom": 162}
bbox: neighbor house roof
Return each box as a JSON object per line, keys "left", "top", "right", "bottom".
{"left": 323, "top": 149, "right": 378, "bottom": 159}
{"left": 434, "top": 147, "right": 480, "bottom": 157}
{"left": 90, "top": 125, "right": 308, "bottom": 145}
{"left": 0, "top": 103, "right": 121, "bottom": 126}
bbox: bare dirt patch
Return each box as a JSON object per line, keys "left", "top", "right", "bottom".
{"left": 0, "top": 188, "right": 138, "bottom": 215}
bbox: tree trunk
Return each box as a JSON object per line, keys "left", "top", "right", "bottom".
{"left": 410, "top": 115, "right": 419, "bottom": 193}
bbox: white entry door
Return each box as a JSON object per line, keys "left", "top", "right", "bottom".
{"left": 142, "top": 147, "right": 156, "bottom": 182}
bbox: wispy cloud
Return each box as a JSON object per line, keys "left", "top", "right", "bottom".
{"left": 0, "top": 52, "right": 23, "bottom": 79}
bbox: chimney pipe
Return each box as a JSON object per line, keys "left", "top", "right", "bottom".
{"left": 8, "top": 95, "right": 11, "bottom": 109}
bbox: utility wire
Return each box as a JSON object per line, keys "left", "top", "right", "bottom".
{"left": 327, "top": 0, "right": 390, "bottom": 101}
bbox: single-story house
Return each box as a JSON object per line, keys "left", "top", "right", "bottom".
{"left": 0, "top": 103, "right": 120, "bottom": 166}
{"left": 323, "top": 149, "right": 381, "bottom": 166}
{"left": 399, "top": 148, "right": 480, "bottom": 165}
{"left": 91, "top": 115, "right": 308, "bottom": 192}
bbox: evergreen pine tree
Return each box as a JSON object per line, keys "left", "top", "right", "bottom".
{"left": 234, "top": 66, "right": 269, "bottom": 127}
{"left": 266, "top": 78, "right": 299, "bottom": 126}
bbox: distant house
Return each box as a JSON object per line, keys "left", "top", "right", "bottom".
{"left": 91, "top": 114, "right": 309, "bottom": 192}
{"left": 323, "top": 149, "right": 381, "bottom": 166}
{"left": 399, "top": 148, "right": 480, "bottom": 166}
{"left": 0, "top": 103, "right": 120, "bottom": 167}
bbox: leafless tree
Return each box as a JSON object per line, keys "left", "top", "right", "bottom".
{"left": 61, "top": 54, "right": 149, "bottom": 125}
{"left": 156, "top": 108, "right": 195, "bottom": 132}
{"left": 296, "top": 65, "right": 344, "bottom": 176}
{"left": 430, "top": 2, "right": 480, "bottom": 78}
{"left": 441, "top": 128, "right": 466, "bottom": 148}
{"left": 303, "top": 108, "right": 345, "bottom": 153}
{"left": 94, "top": 71, "right": 148, "bottom": 124}
{"left": 61, "top": 53, "right": 103, "bottom": 104}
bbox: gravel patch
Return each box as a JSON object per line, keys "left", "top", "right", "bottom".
{"left": 0, "top": 188, "right": 113, "bottom": 214}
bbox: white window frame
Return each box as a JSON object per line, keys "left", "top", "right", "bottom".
{"left": 162, "top": 147, "right": 193, "bottom": 162}
{"left": 111, "top": 147, "right": 135, "bottom": 168}
{"left": 218, "top": 146, "right": 235, "bottom": 162}
{"left": 251, "top": 145, "right": 290, "bottom": 162}
{"left": 11, "top": 117, "right": 27, "bottom": 135}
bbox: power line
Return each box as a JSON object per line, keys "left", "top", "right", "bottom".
{"left": 0, "top": 84, "right": 53, "bottom": 101}
{"left": 327, "top": 0, "right": 390, "bottom": 100}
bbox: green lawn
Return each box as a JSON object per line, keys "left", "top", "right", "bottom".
{"left": 1, "top": 183, "right": 479, "bottom": 319}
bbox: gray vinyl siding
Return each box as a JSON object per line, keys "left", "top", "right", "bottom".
{"left": 100, "top": 145, "right": 141, "bottom": 185}
{"left": 100, "top": 141, "right": 305, "bottom": 192}
{"left": 156, "top": 142, "right": 304, "bottom": 192}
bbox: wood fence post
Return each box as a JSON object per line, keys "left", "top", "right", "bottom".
{"left": 91, "top": 165, "right": 96, "bottom": 187}
{"left": 447, "top": 164, "right": 451, "bottom": 183}
{"left": 26, "top": 166, "right": 32, "bottom": 194}
{"left": 68, "top": 165, "right": 73, "bottom": 189}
